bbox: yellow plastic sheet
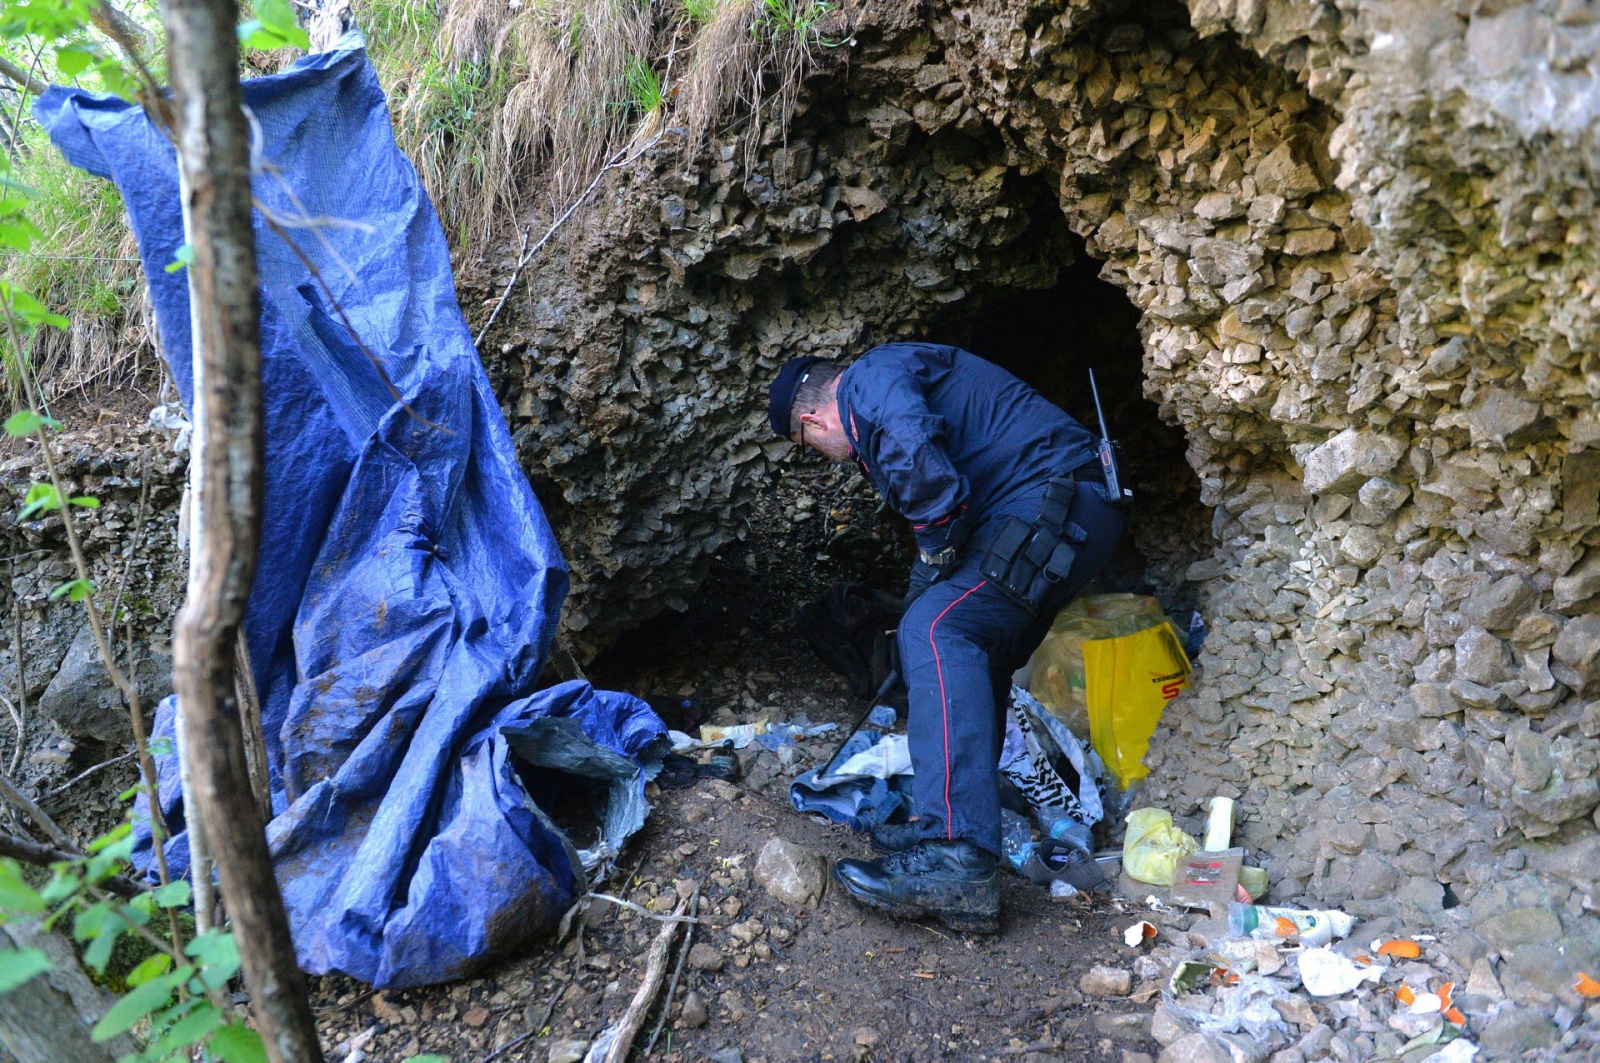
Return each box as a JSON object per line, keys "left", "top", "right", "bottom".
{"left": 1027, "top": 594, "right": 1191, "bottom": 787}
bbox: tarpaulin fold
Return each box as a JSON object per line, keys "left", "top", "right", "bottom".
{"left": 35, "top": 47, "right": 663, "bottom": 988}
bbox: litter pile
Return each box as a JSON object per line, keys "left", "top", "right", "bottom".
{"left": 1108, "top": 795, "right": 1600, "bottom": 1062}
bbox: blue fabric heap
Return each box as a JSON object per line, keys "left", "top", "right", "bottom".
{"left": 35, "top": 47, "right": 664, "bottom": 988}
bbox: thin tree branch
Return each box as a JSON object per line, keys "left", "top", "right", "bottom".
{"left": 0, "top": 54, "right": 47, "bottom": 96}
{"left": 0, "top": 830, "right": 141, "bottom": 898}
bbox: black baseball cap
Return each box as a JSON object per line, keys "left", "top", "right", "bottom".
{"left": 768, "top": 355, "right": 827, "bottom": 438}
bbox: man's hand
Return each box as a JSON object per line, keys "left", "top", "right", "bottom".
{"left": 903, "top": 559, "right": 939, "bottom": 611}
{"left": 912, "top": 504, "right": 970, "bottom": 583}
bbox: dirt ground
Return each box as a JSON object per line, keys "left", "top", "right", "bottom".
{"left": 7, "top": 462, "right": 1165, "bottom": 1062}
{"left": 304, "top": 580, "right": 1162, "bottom": 1063}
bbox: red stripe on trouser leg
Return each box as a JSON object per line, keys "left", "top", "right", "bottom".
{"left": 928, "top": 580, "right": 988, "bottom": 841}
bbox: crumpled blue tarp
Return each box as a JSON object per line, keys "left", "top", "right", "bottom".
{"left": 35, "top": 47, "right": 664, "bottom": 988}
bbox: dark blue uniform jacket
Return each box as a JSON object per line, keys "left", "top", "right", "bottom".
{"left": 836, "top": 343, "right": 1097, "bottom": 558}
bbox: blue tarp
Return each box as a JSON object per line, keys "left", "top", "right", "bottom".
{"left": 36, "top": 47, "right": 664, "bottom": 988}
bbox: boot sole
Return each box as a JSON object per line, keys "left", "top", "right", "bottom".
{"left": 832, "top": 866, "right": 1001, "bottom": 934}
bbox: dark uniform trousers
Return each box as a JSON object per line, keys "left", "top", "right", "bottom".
{"left": 897, "top": 480, "right": 1126, "bottom": 856}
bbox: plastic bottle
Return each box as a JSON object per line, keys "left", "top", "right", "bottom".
{"left": 1036, "top": 805, "right": 1093, "bottom": 853}
{"left": 1000, "top": 808, "right": 1036, "bottom": 873}
{"left": 1227, "top": 902, "right": 1356, "bottom": 946}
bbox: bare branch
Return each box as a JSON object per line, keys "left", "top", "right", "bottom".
{"left": 163, "top": 0, "right": 324, "bottom": 1056}
{"left": 90, "top": 1, "right": 155, "bottom": 65}
{"left": 0, "top": 53, "right": 47, "bottom": 96}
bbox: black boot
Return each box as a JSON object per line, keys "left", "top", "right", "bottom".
{"left": 833, "top": 840, "right": 1000, "bottom": 933}
{"left": 868, "top": 820, "right": 922, "bottom": 854}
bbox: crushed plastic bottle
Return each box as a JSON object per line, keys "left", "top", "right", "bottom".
{"left": 1000, "top": 808, "right": 1036, "bottom": 873}
{"left": 1036, "top": 805, "right": 1093, "bottom": 853}
{"left": 1227, "top": 902, "right": 1356, "bottom": 947}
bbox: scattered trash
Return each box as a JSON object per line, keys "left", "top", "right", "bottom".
{"left": 1002, "top": 687, "right": 1107, "bottom": 835}
{"left": 1124, "top": 920, "right": 1158, "bottom": 947}
{"left": 1396, "top": 1019, "right": 1474, "bottom": 1058}
{"left": 1171, "top": 847, "right": 1244, "bottom": 912}
{"left": 1163, "top": 956, "right": 1290, "bottom": 1040}
{"left": 832, "top": 733, "right": 911, "bottom": 780}
{"left": 1227, "top": 902, "right": 1356, "bottom": 947}
{"left": 1377, "top": 938, "right": 1422, "bottom": 958}
{"left": 790, "top": 725, "right": 913, "bottom": 832}
{"left": 1169, "top": 958, "right": 1222, "bottom": 995}
{"left": 1049, "top": 879, "right": 1080, "bottom": 901}
{"left": 1122, "top": 807, "right": 1199, "bottom": 886}
{"left": 1025, "top": 593, "right": 1192, "bottom": 788}
{"left": 1237, "top": 865, "right": 1269, "bottom": 901}
{"left": 700, "top": 720, "right": 771, "bottom": 747}
{"left": 1202, "top": 795, "right": 1235, "bottom": 851}
{"left": 1298, "top": 946, "right": 1383, "bottom": 996}
{"left": 706, "top": 741, "right": 740, "bottom": 782}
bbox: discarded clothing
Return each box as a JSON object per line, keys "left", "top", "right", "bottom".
{"left": 790, "top": 723, "right": 914, "bottom": 832}
{"left": 37, "top": 47, "right": 663, "bottom": 988}
{"left": 791, "top": 690, "right": 1106, "bottom": 839}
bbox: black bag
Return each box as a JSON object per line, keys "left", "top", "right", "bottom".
{"left": 797, "top": 582, "right": 904, "bottom": 700}
{"left": 978, "top": 476, "right": 1086, "bottom": 613}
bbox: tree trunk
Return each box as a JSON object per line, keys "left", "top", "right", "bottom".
{"left": 0, "top": 921, "right": 136, "bottom": 1062}
{"left": 161, "top": 2, "right": 324, "bottom": 1061}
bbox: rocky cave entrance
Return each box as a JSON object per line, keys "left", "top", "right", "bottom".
{"left": 593, "top": 197, "right": 1213, "bottom": 689}
{"left": 929, "top": 219, "right": 1214, "bottom": 619}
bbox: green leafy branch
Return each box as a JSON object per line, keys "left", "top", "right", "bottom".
{"left": 0, "top": 820, "right": 267, "bottom": 1062}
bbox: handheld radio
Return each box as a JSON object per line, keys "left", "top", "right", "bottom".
{"left": 1089, "top": 369, "right": 1133, "bottom": 507}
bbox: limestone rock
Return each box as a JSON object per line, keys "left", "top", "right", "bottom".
{"left": 1299, "top": 429, "right": 1405, "bottom": 494}
{"left": 1478, "top": 907, "right": 1561, "bottom": 951}
{"left": 1456, "top": 628, "right": 1512, "bottom": 686}
{"left": 1478, "top": 1006, "right": 1557, "bottom": 1058}
{"left": 546, "top": 1040, "right": 587, "bottom": 1063}
{"left": 1464, "top": 388, "right": 1542, "bottom": 447}
{"left": 678, "top": 990, "right": 709, "bottom": 1028}
{"left": 753, "top": 838, "right": 826, "bottom": 907}
{"left": 1463, "top": 575, "right": 1539, "bottom": 631}
{"left": 1157, "top": 1033, "right": 1237, "bottom": 1063}
{"left": 1080, "top": 965, "right": 1133, "bottom": 997}
{"left": 1552, "top": 554, "right": 1600, "bottom": 611}
{"left": 1551, "top": 613, "right": 1600, "bottom": 692}
{"left": 35, "top": 625, "right": 168, "bottom": 744}
{"left": 686, "top": 942, "right": 725, "bottom": 972}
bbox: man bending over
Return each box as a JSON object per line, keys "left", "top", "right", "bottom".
{"left": 768, "top": 342, "right": 1126, "bottom": 932}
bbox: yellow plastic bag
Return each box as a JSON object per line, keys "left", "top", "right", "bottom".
{"left": 1084, "top": 620, "right": 1192, "bottom": 789}
{"left": 1027, "top": 594, "right": 1191, "bottom": 787}
{"left": 1122, "top": 807, "right": 1199, "bottom": 887}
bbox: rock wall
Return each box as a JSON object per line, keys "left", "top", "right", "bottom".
{"left": 0, "top": 424, "right": 186, "bottom": 752}
{"left": 471, "top": 0, "right": 1600, "bottom": 1036}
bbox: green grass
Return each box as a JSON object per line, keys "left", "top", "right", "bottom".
{"left": 357, "top": 0, "right": 516, "bottom": 250}
{"left": 624, "top": 54, "right": 665, "bottom": 114}
{"left": 757, "top": 0, "right": 836, "bottom": 39}
{"left": 0, "top": 122, "right": 136, "bottom": 403}
{"left": 681, "top": 0, "right": 720, "bottom": 25}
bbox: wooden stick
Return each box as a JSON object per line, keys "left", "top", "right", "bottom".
{"left": 233, "top": 634, "right": 271, "bottom": 824}
{"left": 0, "top": 772, "right": 71, "bottom": 850}
{"left": 598, "top": 896, "right": 688, "bottom": 1063}
{"left": 644, "top": 886, "right": 699, "bottom": 1054}
{"left": 0, "top": 832, "right": 141, "bottom": 898}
